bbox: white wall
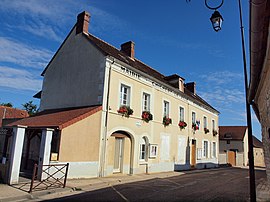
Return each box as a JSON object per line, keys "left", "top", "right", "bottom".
{"left": 40, "top": 29, "right": 106, "bottom": 111}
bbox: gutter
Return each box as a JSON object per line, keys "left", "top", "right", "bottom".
{"left": 248, "top": 0, "right": 269, "bottom": 103}
{"left": 99, "top": 57, "right": 114, "bottom": 177}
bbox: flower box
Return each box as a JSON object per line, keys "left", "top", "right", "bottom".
{"left": 178, "top": 121, "right": 187, "bottom": 129}
{"left": 204, "top": 128, "right": 210, "bottom": 134}
{"left": 117, "top": 105, "right": 133, "bottom": 117}
{"left": 163, "top": 116, "right": 172, "bottom": 126}
{"left": 141, "top": 111, "right": 153, "bottom": 123}
{"left": 213, "top": 129, "right": 218, "bottom": 136}
{"left": 192, "top": 123, "right": 199, "bottom": 131}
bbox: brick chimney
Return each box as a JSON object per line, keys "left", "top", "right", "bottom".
{"left": 76, "top": 11, "right": 90, "bottom": 35}
{"left": 120, "top": 41, "right": 135, "bottom": 59}
{"left": 185, "top": 82, "right": 196, "bottom": 94}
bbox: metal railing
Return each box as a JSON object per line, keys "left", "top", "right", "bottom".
{"left": 29, "top": 163, "right": 69, "bottom": 193}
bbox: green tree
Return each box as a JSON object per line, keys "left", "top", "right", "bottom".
{"left": 0, "top": 102, "right": 13, "bottom": 107}
{"left": 22, "top": 101, "right": 38, "bottom": 116}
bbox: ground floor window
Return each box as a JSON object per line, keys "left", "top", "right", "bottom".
{"left": 212, "top": 142, "right": 216, "bottom": 158}
{"left": 139, "top": 144, "right": 146, "bottom": 160}
{"left": 203, "top": 141, "right": 208, "bottom": 158}
{"left": 139, "top": 137, "right": 149, "bottom": 161}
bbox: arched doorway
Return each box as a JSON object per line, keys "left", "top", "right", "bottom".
{"left": 109, "top": 131, "right": 133, "bottom": 174}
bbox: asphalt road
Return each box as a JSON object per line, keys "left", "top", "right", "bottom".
{"left": 43, "top": 167, "right": 266, "bottom": 202}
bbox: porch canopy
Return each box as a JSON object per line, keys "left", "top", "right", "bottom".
{"left": 6, "top": 105, "right": 102, "bottom": 129}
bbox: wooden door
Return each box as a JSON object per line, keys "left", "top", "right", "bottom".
{"left": 228, "top": 151, "right": 236, "bottom": 166}
{"left": 191, "top": 140, "right": 196, "bottom": 167}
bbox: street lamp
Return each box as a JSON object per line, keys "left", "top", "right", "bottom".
{"left": 205, "top": 0, "right": 224, "bottom": 32}
{"left": 210, "top": 11, "right": 223, "bottom": 32}
{"left": 205, "top": 0, "right": 256, "bottom": 201}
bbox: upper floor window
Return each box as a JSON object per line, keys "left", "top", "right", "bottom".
{"left": 212, "top": 120, "right": 215, "bottom": 130}
{"left": 142, "top": 93, "right": 150, "bottom": 111}
{"left": 163, "top": 101, "right": 170, "bottom": 117}
{"left": 120, "top": 84, "right": 130, "bottom": 106}
{"left": 192, "top": 112, "right": 196, "bottom": 124}
{"left": 179, "top": 107, "right": 184, "bottom": 122}
{"left": 203, "top": 116, "right": 207, "bottom": 128}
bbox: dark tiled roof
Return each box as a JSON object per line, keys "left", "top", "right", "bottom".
{"left": 219, "top": 126, "right": 248, "bottom": 140}
{"left": 84, "top": 33, "right": 219, "bottom": 114}
{"left": 7, "top": 105, "right": 102, "bottom": 130}
{"left": 0, "top": 106, "right": 29, "bottom": 127}
{"left": 253, "top": 136, "right": 263, "bottom": 148}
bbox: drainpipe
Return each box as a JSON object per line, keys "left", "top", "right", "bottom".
{"left": 100, "top": 57, "right": 114, "bottom": 177}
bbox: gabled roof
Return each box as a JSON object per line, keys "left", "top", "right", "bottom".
{"left": 0, "top": 106, "right": 29, "bottom": 127}
{"left": 219, "top": 126, "right": 248, "bottom": 141}
{"left": 7, "top": 105, "right": 102, "bottom": 130}
{"left": 253, "top": 136, "right": 263, "bottom": 148}
{"left": 83, "top": 33, "right": 219, "bottom": 114}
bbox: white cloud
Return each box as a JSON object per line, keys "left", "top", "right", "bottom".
{"left": 0, "top": 66, "right": 42, "bottom": 91}
{"left": 199, "top": 71, "right": 243, "bottom": 85}
{"left": 197, "top": 70, "right": 245, "bottom": 117}
{"left": 0, "top": 37, "right": 53, "bottom": 69}
{"left": 0, "top": 0, "right": 128, "bottom": 41}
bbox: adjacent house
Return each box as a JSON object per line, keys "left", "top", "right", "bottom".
{"left": 0, "top": 106, "right": 28, "bottom": 182}
{"left": 2, "top": 11, "right": 219, "bottom": 184}
{"left": 0, "top": 106, "right": 28, "bottom": 127}
{"left": 219, "top": 126, "right": 265, "bottom": 167}
{"left": 248, "top": 0, "right": 270, "bottom": 184}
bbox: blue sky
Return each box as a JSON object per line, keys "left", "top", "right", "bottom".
{"left": 0, "top": 0, "right": 261, "bottom": 139}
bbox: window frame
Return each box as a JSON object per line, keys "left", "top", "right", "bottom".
{"left": 192, "top": 111, "right": 196, "bottom": 124}
{"left": 149, "top": 144, "right": 158, "bottom": 158}
{"left": 179, "top": 106, "right": 185, "bottom": 122}
{"left": 203, "top": 140, "right": 209, "bottom": 158}
{"left": 139, "top": 143, "right": 146, "bottom": 161}
{"left": 120, "top": 83, "right": 131, "bottom": 106}
{"left": 163, "top": 100, "right": 170, "bottom": 117}
{"left": 212, "top": 142, "right": 217, "bottom": 158}
{"left": 142, "top": 92, "right": 151, "bottom": 112}
{"left": 203, "top": 116, "right": 207, "bottom": 129}
{"left": 212, "top": 119, "right": 216, "bottom": 131}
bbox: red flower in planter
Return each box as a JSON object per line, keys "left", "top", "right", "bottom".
{"left": 163, "top": 116, "right": 172, "bottom": 126}
{"left": 117, "top": 105, "right": 133, "bottom": 117}
{"left": 141, "top": 111, "right": 153, "bottom": 123}
{"left": 178, "top": 121, "right": 187, "bottom": 129}
{"left": 192, "top": 123, "right": 199, "bottom": 131}
{"left": 213, "top": 130, "right": 218, "bottom": 136}
{"left": 204, "top": 128, "right": 210, "bottom": 134}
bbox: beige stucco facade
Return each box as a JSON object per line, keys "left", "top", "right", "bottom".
{"left": 101, "top": 58, "right": 219, "bottom": 175}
